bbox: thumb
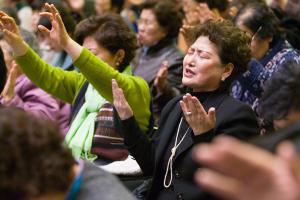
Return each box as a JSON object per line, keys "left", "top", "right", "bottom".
{"left": 38, "top": 25, "right": 50, "bottom": 36}
{"left": 208, "top": 107, "right": 216, "bottom": 122}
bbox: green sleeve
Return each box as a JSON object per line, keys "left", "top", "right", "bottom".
{"left": 15, "top": 48, "right": 86, "bottom": 104}
{"left": 74, "top": 48, "right": 151, "bottom": 132}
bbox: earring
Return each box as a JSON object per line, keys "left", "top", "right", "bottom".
{"left": 116, "top": 61, "right": 120, "bottom": 66}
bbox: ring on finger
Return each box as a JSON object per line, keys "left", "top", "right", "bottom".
{"left": 185, "top": 111, "right": 192, "bottom": 116}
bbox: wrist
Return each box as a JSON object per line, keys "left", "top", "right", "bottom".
{"left": 193, "top": 127, "right": 213, "bottom": 136}
{"left": 64, "top": 38, "right": 83, "bottom": 61}
{"left": 13, "top": 41, "right": 29, "bottom": 57}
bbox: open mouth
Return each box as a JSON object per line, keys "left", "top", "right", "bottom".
{"left": 184, "top": 68, "right": 195, "bottom": 77}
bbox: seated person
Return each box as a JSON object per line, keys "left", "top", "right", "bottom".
{"left": 0, "top": 4, "right": 151, "bottom": 162}
{"left": 231, "top": 2, "right": 300, "bottom": 111}
{"left": 132, "top": 0, "right": 184, "bottom": 123}
{"left": 0, "top": 107, "right": 136, "bottom": 200}
{"left": 112, "top": 20, "right": 260, "bottom": 200}
{"left": 193, "top": 61, "right": 300, "bottom": 200}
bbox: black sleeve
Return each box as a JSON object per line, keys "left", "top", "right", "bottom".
{"left": 114, "top": 111, "right": 156, "bottom": 176}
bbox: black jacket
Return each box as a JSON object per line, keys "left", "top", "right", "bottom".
{"left": 117, "top": 90, "right": 259, "bottom": 200}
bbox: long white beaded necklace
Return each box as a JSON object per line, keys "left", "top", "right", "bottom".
{"left": 163, "top": 116, "right": 190, "bottom": 188}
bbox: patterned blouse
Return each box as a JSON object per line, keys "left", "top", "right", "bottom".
{"left": 231, "top": 39, "right": 300, "bottom": 112}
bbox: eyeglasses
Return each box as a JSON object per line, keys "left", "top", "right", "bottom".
{"left": 251, "top": 26, "right": 262, "bottom": 42}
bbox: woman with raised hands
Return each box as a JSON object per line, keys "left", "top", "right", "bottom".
{"left": 112, "top": 20, "right": 260, "bottom": 200}
{"left": 0, "top": 3, "right": 151, "bottom": 162}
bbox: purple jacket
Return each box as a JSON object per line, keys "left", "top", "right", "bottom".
{"left": 0, "top": 75, "right": 71, "bottom": 135}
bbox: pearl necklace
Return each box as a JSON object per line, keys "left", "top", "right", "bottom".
{"left": 164, "top": 117, "right": 190, "bottom": 188}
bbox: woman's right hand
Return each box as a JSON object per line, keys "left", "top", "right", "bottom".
{"left": 38, "top": 3, "right": 82, "bottom": 61}
{"left": 38, "top": 3, "right": 71, "bottom": 50}
{"left": 0, "top": 12, "right": 28, "bottom": 56}
{"left": 112, "top": 79, "right": 133, "bottom": 120}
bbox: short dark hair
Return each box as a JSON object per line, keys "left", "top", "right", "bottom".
{"left": 234, "top": 2, "right": 283, "bottom": 48}
{"left": 111, "top": 0, "right": 125, "bottom": 13}
{"left": 75, "top": 14, "right": 138, "bottom": 72}
{"left": 0, "top": 47, "right": 7, "bottom": 93}
{"left": 259, "top": 61, "right": 300, "bottom": 122}
{"left": 139, "top": 0, "right": 182, "bottom": 38}
{"left": 0, "top": 107, "right": 75, "bottom": 200}
{"left": 187, "top": 20, "right": 251, "bottom": 90}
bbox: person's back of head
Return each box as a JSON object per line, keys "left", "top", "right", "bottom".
{"left": 259, "top": 61, "right": 300, "bottom": 130}
{"left": 0, "top": 107, "right": 75, "bottom": 200}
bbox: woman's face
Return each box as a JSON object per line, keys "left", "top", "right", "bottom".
{"left": 182, "top": 36, "right": 230, "bottom": 92}
{"left": 236, "top": 20, "right": 272, "bottom": 61}
{"left": 83, "top": 36, "right": 118, "bottom": 69}
{"left": 137, "top": 9, "right": 167, "bottom": 46}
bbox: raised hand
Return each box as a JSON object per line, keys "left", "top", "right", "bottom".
{"left": 1, "top": 61, "right": 18, "bottom": 103}
{"left": 180, "top": 93, "right": 215, "bottom": 135}
{"left": 154, "top": 60, "right": 168, "bottom": 93}
{"left": 112, "top": 79, "right": 133, "bottom": 120}
{"left": 38, "top": 3, "right": 71, "bottom": 50}
{"left": 0, "top": 11, "right": 27, "bottom": 56}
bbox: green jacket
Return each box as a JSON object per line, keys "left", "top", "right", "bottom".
{"left": 16, "top": 48, "right": 151, "bottom": 132}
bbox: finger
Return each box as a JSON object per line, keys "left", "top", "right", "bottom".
{"left": 112, "top": 79, "right": 120, "bottom": 103}
{"left": 49, "top": 4, "right": 64, "bottom": 28}
{"left": 1, "top": 16, "right": 17, "bottom": 29}
{"left": 195, "top": 168, "right": 240, "bottom": 200}
{"left": 3, "top": 29, "right": 18, "bottom": 41}
{"left": 0, "top": 11, "right": 8, "bottom": 18}
{"left": 39, "top": 12, "right": 54, "bottom": 20}
{"left": 44, "top": 3, "right": 55, "bottom": 15}
{"left": 182, "top": 94, "right": 191, "bottom": 112}
{"left": 277, "top": 141, "right": 300, "bottom": 179}
{"left": 37, "top": 25, "right": 50, "bottom": 36}
{"left": 191, "top": 96, "right": 206, "bottom": 115}
{"left": 180, "top": 98, "right": 189, "bottom": 114}
{"left": 208, "top": 107, "right": 216, "bottom": 123}
{"left": 192, "top": 136, "right": 278, "bottom": 179}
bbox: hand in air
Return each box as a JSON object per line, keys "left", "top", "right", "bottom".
{"left": 180, "top": 93, "right": 216, "bottom": 135}
{"left": 38, "top": 3, "right": 71, "bottom": 49}
{"left": 0, "top": 11, "right": 26, "bottom": 56}
{"left": 112, "top": 79, "right": 133, "bottom": 120}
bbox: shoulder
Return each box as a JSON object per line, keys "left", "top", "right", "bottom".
{"left": 217, "top": 95, "right": 254, "bottom": 115}
{"left": 77, "top": 162, "right": 135, "bottom": 200}
{"left": 215, "top": 95, "right": 259, "bottom": 139}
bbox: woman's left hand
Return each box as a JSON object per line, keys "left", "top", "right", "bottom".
{"left": 1, "top": 61, "right": 18, "bottom": 103}
{"left": 180, "top": 93, "right": 216, "bottom": 135}
{"left": 112, "top": 79, "right": 133, "bottom": 120}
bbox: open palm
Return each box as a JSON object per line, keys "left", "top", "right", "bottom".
{"left": 38, "top": 3, "right": 70, "bottom": 49}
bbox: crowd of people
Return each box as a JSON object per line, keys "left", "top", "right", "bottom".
{"left": 0, "top": 0, "right": 300, "bottom": 200}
